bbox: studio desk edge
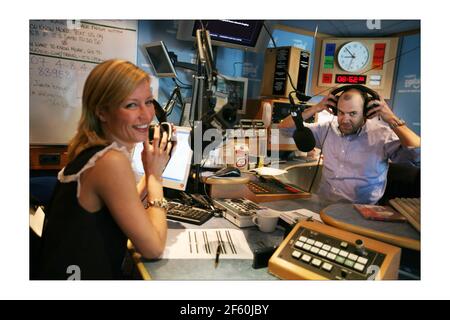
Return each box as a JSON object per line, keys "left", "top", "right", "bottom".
{"left": 320, "top": 209, "right": 420, "bottom": 251}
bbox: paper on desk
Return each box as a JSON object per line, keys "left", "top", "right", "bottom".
{"left": 249, "top": 167, "right": 287, "bottom": 176}
{"left": 29, "top": 206, "right": 45, "bottom": 237}
{"left": 162, "top": 228, "right": 253, "bottom": 259}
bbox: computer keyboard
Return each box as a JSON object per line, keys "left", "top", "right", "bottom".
{"left": 166, "top": 201, "right": 214, "bottom": 225}
{"left": 388, "top": 198, "right": 420, "bottom": 232}
{"left": 246, "top": 176, "right": 311, "bottom": 202}
{"left": 248, "top": 176, "right": 304, "bottom": 194}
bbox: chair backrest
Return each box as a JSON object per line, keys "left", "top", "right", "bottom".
{"left": 379, "top": 163, "right": 420, "bottom": 205}
{"left": 30, "top": 176, "right": 58, "bottom": 208}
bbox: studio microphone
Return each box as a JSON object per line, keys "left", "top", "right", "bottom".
{"left": 296, "top": 92, "right": 312, "bottom": 103}
{"left": 153, "top": 100, "right": 167, "bottom": 123}
{"left": 289, "top": 94, "right": 316, "bottom": 152}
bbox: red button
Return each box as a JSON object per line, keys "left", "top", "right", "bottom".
{"left": 322, "top": 73, "right": 333, "bottom": 84}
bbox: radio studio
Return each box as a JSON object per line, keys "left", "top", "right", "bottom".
{"left": 29, "top": 19, "right": 420, "bottom": 281}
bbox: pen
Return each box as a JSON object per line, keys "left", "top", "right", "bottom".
{"left": 215, "top": 245, "right": 221, "bottom": 268}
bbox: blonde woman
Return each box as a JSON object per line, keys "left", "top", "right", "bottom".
{"left": 39, "top": 60, "right": 172, "bottom": 279}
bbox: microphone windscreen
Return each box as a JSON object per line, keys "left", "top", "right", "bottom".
{"left": 295, "top": 92, "right": 312, "bottom": 102}
{"left": 153, "top": 100, "right": 167, "bottom": 123}
{"left": 293, "top": 128, "right": 316, "bottom": 152}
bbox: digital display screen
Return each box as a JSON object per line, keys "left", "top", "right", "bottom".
{"left": 144, "top": 41, "right": 177, "bottom": 78}
{"left": 132, "top": 128, "right": 192, "bottom": 191}
{"left": 335, "top": 74, "right": 367, "bottom": 84}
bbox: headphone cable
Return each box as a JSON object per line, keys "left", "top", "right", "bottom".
{"left": 307, "top": 121, "right": 332, "bottom": 193}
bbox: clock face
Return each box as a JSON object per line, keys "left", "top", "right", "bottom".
{"left": 337, "top": 41, "right": 369, "bottom": 72}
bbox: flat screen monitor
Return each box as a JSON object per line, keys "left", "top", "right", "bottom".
{"left": 177, "top": 20, "right": 270, "bottom": 52}
{"left": 216, "top": 75, "right": 248, "bottom": 114}
{"left": 143, "top": 41, "right": 177, "bottom": 78}
{"left": 131, "top": 126, "right": 192, "bottom": 191}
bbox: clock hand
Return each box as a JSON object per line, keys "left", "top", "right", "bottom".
{"left": 348, "top": 56, "right": 354, "bottom": 68}
{"left": 345, "top": 47, "right": 355, "bottom": 58}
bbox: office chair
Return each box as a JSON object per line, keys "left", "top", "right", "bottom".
{"left": 30, "top": 176, "right": 58, "bottom": 209}
{"left": 378, "top": 162, "right": 421, "bottom": 280}
{"left": 379, "top": 163, "right": 420, "bottom": 205}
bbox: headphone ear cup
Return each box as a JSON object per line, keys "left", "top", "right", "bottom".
{"left": 332, "top": 96, "right": 338, "bottom": 115}
{"left": 360, "top": 86, "right": 380, "bottom": 117}
{"left": 364, "top": 98, "right": 379, "bottom": 117}
{"left": 329, "top": 87, "right": 345, "bottom": 116}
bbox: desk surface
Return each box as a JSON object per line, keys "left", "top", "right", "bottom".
{"left": 136, "top": 161, "right": 419, "bottom": 279}
{"left": 140, "top": 218, "right": 282, "bottom": 280}
{"left": 139, "top": 195, "right": 324, "bottom": 280}
{"left": 320, "top": 203, "right": 420, "bottom": 251}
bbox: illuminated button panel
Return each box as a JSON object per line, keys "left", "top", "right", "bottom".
{"left": 279, "top": 227, "right": 386, "bottom": 280}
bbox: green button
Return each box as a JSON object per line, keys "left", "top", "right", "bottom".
{"left": 335, "top": 256, "right": 345, "bottom": 264}
{"left": 324, "top": 56, "right": 334, "bottom": 69}
{"left": 344, "top": 259, "right": 355, "bottom": 268}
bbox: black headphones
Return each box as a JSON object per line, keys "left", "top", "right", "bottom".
{"left": 328, "top": 84, "right": 380, "bottom": 117}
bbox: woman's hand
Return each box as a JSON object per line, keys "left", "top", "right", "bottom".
{"left": 141, "top": 125, "right": 173, "bottom": 180}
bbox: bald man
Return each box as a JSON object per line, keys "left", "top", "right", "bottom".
{"left": 279, "top": 88, "right": 420, "bottom": 204}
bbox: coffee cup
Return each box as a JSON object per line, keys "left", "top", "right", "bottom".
{"left": 252, "top": 209, "right": 279, "bottom": 233}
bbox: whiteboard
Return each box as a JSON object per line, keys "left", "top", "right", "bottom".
{"left": 29, "top": 20, "right": 138, "bottom": 144}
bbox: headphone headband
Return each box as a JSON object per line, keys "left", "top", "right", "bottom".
{"left": 329, "top": 84, "right": 380, "bottom": 116}
{"left": 330, "top": 84, "right": 380, "bottom": 101}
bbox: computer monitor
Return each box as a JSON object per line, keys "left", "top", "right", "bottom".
{"left": 131, "top": 127, "right": 192, "bottom": 191}
{"left": 216, "top": 75, "right": 248, "bottom": 114}
{"left": 177, "top": 20, "right": 271, "bottom": 52}
{"left": 143, "top": 41, "right": 177, "bottom": 78}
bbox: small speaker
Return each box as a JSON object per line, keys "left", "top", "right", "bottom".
{"left": 261, "top": 46, "right": 311, "bottom": 99}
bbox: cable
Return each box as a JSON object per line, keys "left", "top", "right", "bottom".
{"left": 299, "top": 45, "right": 422, "bottom": 194}
{"left": 199, "top": 156, "right": 224, "bottom": 216}
{"left": 261, "top": 22, "right": 421, "bottom": 198}
{"left": 262, "top": 21, "right": 420, "bottom": 101}
{"left": 262, "top": 22, "right": 298, "bottom": 94}
{"left": 263, "top": 23, "right": 277, "bottom": 49}
{"left": 311, "top": 45, "right": 420, "bottom": 99}
{"left": 300, "top": 44, "right": 420, "bottom": 194}
{"left": 306, "top": 122, "right": 332, "bottom": 193}
{"left": 174, "top": 77, "right": 192, "bottom": 89}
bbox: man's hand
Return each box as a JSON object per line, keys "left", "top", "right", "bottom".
{"left": 315, "top": 93, "right": 337, "bottom": 114}
{"left": 278, "top": 93, "right": 336, "bottom": 129}
{"left": 366, "top": 96, "right": 396, "bottom": 123}
{"left": 366, "top": 96, "right": 420, "bottom": 148}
